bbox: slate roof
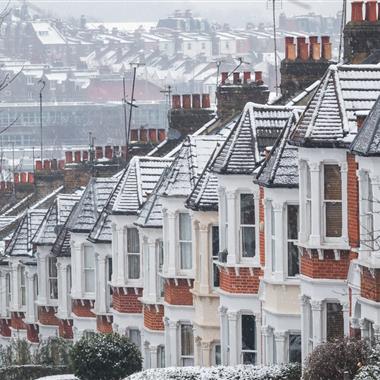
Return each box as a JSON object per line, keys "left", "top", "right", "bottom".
{"left": 212, "top": 102, "right": 294, "bottom": 175}
{"left": 255, "top": 110, "right": 301, "bottom": 188}
{"left": 350, "top": 95, "right": 380, "bottom": 156}
{"left": 32, "top": 194, "right": 80, "bottom": 246}
{"left": 111, "top": 156, "right": 173, "bottom": 215}
{"left": 290, "top": 65, "right": 380, "bottom": 148}
{"left": 69, "top": 177, "right": 117, "bottom": 233}
{"left": 162, "top": 135, "right": 225, "bottom": 198}
{"left": 5, "top": 209, "right": 46, "bottom": 257}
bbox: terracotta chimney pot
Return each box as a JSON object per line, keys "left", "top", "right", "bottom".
{"left": 351, "top": 1, "right": 364, "bottom": 22}
{"left": 243, "top": 71, "right": 251, "bottom": 83}
{"left": 182, "top": 94, "right": 191, "bottom": 109}
{"left": 366, "top": 0, "right": 377, "bottom": 22}
{"left": 192, "top": 94, "right": 201, "bottom": 109}
{"left": 221, "top": 72, "right": 228, "bottom": 85}
{"left": 312, "top": 43, "right": 321, "bottom": 60}
{"left": 202, "top": 94, "right": 210, "bottom": 108}
{"left": 233, "top": 72, "right": 240, "bottom": 84}
{"left": 172, "top": 95, "right": 181, "bottom": 109}
{"left": 299, "top": 42, "right": 309, "bottom": 61}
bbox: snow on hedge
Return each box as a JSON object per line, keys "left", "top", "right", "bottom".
{"left": 126, "top": 363, "right": 301, "bottom": 380}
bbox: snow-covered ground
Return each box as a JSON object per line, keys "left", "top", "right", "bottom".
{"left": 126, "top": 364, "right": 301, "bottom": 380}
{"left": 35, "top": 375, "right": 78, "bottom": 380}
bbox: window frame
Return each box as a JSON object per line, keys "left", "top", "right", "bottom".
{"left": 178, "top": 212, "right": 192, "bottom": 272}
{"left": 322, "top": 164, "right": 343, "bottom": 241}
{"left": 286, "top": 204, "right": 300, "bottom": 278}
{"left": 211, "top": 225, "right": 220, "bottom": 289}
{"left": 83, "top": 245, "right": 95, "bottom": 296}
{"left": 240, "top": 313, "right": 257, "bottom": 365}
{"left": 126, "top": 227, "right": 141, "bottom": 280}
{"left": 239, "top": 193, "right": 256, "bottom": 261}
{"left": 5, "top": 272, "right": 11, "bottom": 313}
{"left": 271, "top": 203, "right": 276, "bottom": 272}
{"left": 180, "top": 323, "right": 194, "bottom": 366}
{"left": 48, "top": 256, "right": 58, "bottom": 300}
{"left": 20, "top": 266, "right": 26, "bottom": 308}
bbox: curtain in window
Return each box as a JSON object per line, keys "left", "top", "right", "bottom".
{"left": 84, "top": 247, "right": 95, "bottom": 293}
{"left": 20, "top": 267, "right": 26, "bottom": 306}
{"left": 127, "top": 228, "right": 140, "bottom": 253}
{"left": 324, "top": 165, "right": 342, "bottom": 237}
{"left": 49, "top": 257, "right": 58, "bottom": 299}
{"left": 181, "top": 324, "right": 194, "bottom": 356}
{"left": 289, "top": 334, "right": 302, "bottom": 363}
{"left": 241, "top": 314, "right": 256, "bottom": 364}
{"left": 287, "top": 205, "right": 299, "bottom": 276}
{"left": 128, "top": 255, "right": 140, "bottom": 279}
{"left": 241, "top": 194, "right": 255, "bottom": 258}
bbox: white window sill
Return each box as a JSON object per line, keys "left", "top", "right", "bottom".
{"left": 297, "top": 240, "right": 350, "bottom": 251}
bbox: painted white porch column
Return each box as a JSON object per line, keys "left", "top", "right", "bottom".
{"left": 264, "top": 200, "right": 272, "bottom": 276}
{"left": 0, "top": 272, "right": 6, "bottom": 318}
{"left": 199, "top": 223, "right": 210, "bottom": 294}
{"left": 115, "top": 226, "right": 125, "bottom": 285}
{"left": 255, "top": 313, "right": 262, "bottom": 364}
{"left": 342, "top": 302, "right": 350, "bottom": 336}
{"left": 146, "top": 238, "right": 157, "bottom": 300}
{"left": 340, "top": 162, "right": 348, "bottom": 242}
{"left": 374, "top": 324, "right": 380, "bottom": 340}
{"left": 71, "top": 240, "right": 82, "bottom": 299}
{"left": 150, "top": 345, "right": 158, "bottom": 368}
{"left": 226, "top": 191, "right": 237, "bottom": 264}
{"left": 360, "top": 319, "right": 369, "bottom": 339}
{"left": 57, "top": 261, "right": 69, "bottom": 318}
{"left": 311, "top": 300, "right": 323, "bottom": 346}
{"left": 166, "top": 211, "right": 177, "bottom": 277}
{"left": 219, "top": 306, "right": 228, "bottom": 365}
{"left": 299, "top": 161, "right": 307, "bottom": 243}
{"left": 96, "top": 254, "right": 107, "bottom": 313}
{"left": 273, "top": 202, "right": 284, "bottom": 281}
{"left": 37, "top": 255, "right": 48, "bottom": 305}
{"left": 201, "top": 341, "right": 211, "bottom": 367}
{"left": 309, "top": 162, "right": 321, "bottom": 246}
{"left": 168, "top": 320, "right": 178, "bottom": 366}
{"left": 300, "top": 295, "right": 309, "bottom": 362}
{"left": 25, "top": 269, "right": 36, "bottom": 322}
{"left": 227, "top": 311, "right": 238, "bottom": 365}
{"left": 274, "top": 331, "right": 286, "bottom": 364}
{"left": 261, "top": 325, "right": 273, "bottom": 365}
{"left": 370, "top": 175, "right": 380, "bottom": 262}
{"left": 357, "top": 170, "right": 369, "bottom": 261}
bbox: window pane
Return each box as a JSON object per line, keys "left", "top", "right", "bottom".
{"left": 287, "top": 205, "right": 299, "bottom": 240}
{"left": 179, "top": 213, "right": 191, "bottom": 241}
{"left": 242, "top": 315, "right": 256, "bottom": 351}
{"left": 157, "top": 346, "right": 165, "bottom": 368}
{"left": 128, "top": 254, "right": 140, "bottom": 279}
{"left": 242, "top": 351, "right": 256, "bottom": 364}
{"left": 49, "top": 257, "right": 58, "bottom": 277}
{"left": 49, "top": 279, "right": 58, "bottom": 299}
{"left": 181, "top": 324, "right": 194, "bottom": 356}
{"left": 85, "top": 270, "right": 95, "bottom": 293}
{"left": 288, "top": 242, "right": 300, "bottom": 277}
{"left": 84, "top": 247, "right": 95, "bottom": 268}
{"left": 289, "top": 334, "right": 301, "bottom": 363}
{"left": 324, "top": 165, "right": 341, "bottom": 200}
{"left": 326, "top": 202, "right": 342, "bottom": 237}
{"left": 326, "top": 303, "right": 343, "bottom": 341}
{"left": 213, "top": 263, "right": 220, "bottom": 288}
{"left": 242, "top": 226, "right": 255, "bottom": 257}
{"left": 127, "top": 228, "right": 140, "bottom": 253}
{"left": 212, "top": 226, "right": 219, "bottom": 257}
{"left": 240, "top": 194, "right": 255, "bottom": 225}
{"left": 158, "top": 240, "right": 164, "bottom": 271}
{"left": 214, "top": 344, "right": 221, "bottom": 365}
{"left": 180, "top": 242, "right": 192, "bottom": 269}
{"left": 129, "top": 329, "right": 141, "bottom": 348}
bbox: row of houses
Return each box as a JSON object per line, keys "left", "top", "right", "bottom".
{"left": 1, "top": 62, "right": 380, "bottom": 369}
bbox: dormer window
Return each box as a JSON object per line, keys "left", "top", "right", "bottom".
{"left": 127, "top": 228, "right": 140, "bottom": 280}
{"left": 323, "top": 164, "right": 342, "bottom": 238}
{"left": 179, "top": 213, "right": 192, "bottom": 270}
{"left": 240, "top": 194, "right": 255, "bottom": 258}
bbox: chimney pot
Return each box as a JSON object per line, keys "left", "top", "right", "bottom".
{"left": 43, "top": 160, "right": 51, "bottom": 170}
{"left": 82, "top": 151, "right": 89, "bottom": 161}
{"left": 65, "top": 151, "right": 73, "bottom": 164}
{"left": 172, "top": 94, "right": 181, "bottom": 109}
{"left": 51, "top": 159, "right": 58, "bottom": 170}
{"left": 299, "top": 42, "right": 309, "bottom": 61}
{"left": 201, "top": 93, "right": 210, "bottom": 108}
{"left": 158, "top": 129, "right": 166, "bottom": 142}
{"left": 28, "top": 172, "right": 34, "bottom": 184}
{"left": 58, "top": 160, "right": 65, "bottom": 170}
{"left": 149, "top": 129, "right": 157, "bottom": 142}
{"left": 322, "top": 42, "right": 332, "bottom": 61}
{"left": 74, "top": 151, "right": 81, "bottom": 163}
{"left": 285, "top": 36, "right": 294, "bottom": 59}
{"left": 351, "top": 1, "right": 364, "bottom": 22}
{"left": 233, "top": 72, "right": 240, "bottom": 84}
{"left": 105, "top": 145, "right": 113, "bottom": 159}
{"left": 35, "top": 160, "right": 42, "bottom": 171}
{"left": 286, "top": 43, "right": 296, "bottom": 61}
{"left": 140, "top": 129, "right": 147, "bottom": 142}
{"left": 309, "top": 36, "right": 318, "bottom": 58}
{"left": 14, "top": 173, "right": 19, "bottom": 184}
{"left": 21, "top": 172, "right": 27, "bottom": 183}
{"left": 243, "top": 71, "right": 251, "bottom": 83}
{"left": 296, "top": 36, "right": 306, "bottom": 57}
{"left": 312, "top": 43, "right": 321, "bottom": 60}
{"left": 192, "top": 94, "right": 201, "bottom": 109}
{"left": 182, "top": 94, "right": 191, "bottom": 109}
{"left": 221, "top": 72, "right": 228, "bottom": 85}
{"left": 130, "top": 129, "right": 138, "bottom": 141}
{"left": 366, "top": 0, "right": 377, "bottom": 22}
{"left": 255, "top": 71, "right": 263, "bottom": 83}
{"left": 95, "top": 146, "right": 103, "bottom": 159}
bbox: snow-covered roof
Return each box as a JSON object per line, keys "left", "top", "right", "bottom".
{"left": 5, "top": 209, "right": 46, "bottom": 257}
{"left": 32, "top": 194, "right": 81, "bottom": 246}
{"left": 255, "top": 111, "right": 301, "bottom": 188}
{"left": 350, "top": 95, "right": 380, "bottom": 157}
{"left": 212, "top": 102, "right": 294, "bottom": 175}
{"left": 31, "top": 22, "right": 66, "bottom": 45}
{"left": 290, "top": 64, "right": 380, "bottom": 148}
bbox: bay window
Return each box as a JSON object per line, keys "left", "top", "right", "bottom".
{"left": 323, "top": 164, "right": 342, "bottom": 238}
{"left": 127, "top": 228, "right": 140, "bottom": 279}
{"left": 240, "top": 194, "right": 255, "bottom": 258}
{"left": 180, "top": 323, "right": 194, "bottom": 366}
{"left": 48, "top": 256, "right": 58, "bottom": 299}
{"left": 179, "top": 213, "right": 192, "bottom": 270}
{"left": 241, "top": 314, "right": 256, "bottom": 364}
{"left": 83, "top": 246, "right": 95, "bottom": 293}
{"left": 287, "top": 205, "right": 299, "bottom": 277}
{"left": 20, "top": 266, "right": 26, "bottom": 307}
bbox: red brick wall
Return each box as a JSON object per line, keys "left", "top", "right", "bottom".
{"left": 59, "top": 320, "right": 73, "bottom": 340}
{"left": 361, "top": 267, "right": 380, "bottom": 302}
{"left": 259, "top": 186, "right": 265, "bottom": 266}
{"left": 144, "top": 304, "right": 164, "bottom": 331}
{"left": 38, "top": 306, "right": 59, "bottom": 326}
{"left": 0, "top": 319, "right": 11, "bottom": 337}
{"left": 164, "top": 279, "right": 193, "bottom": 305}
{"left": 219, "top": 267, "right": 262, "bottom": 294}
{"left": 72, "top": 299, "right": 96, "bottom": 318}
{"left": 300, "top": 250, "right": 353, "bottom": 279}
{"left": 112, "top": 287, "right": 143, "bottom": 313}
{"left": 347, "top": 153, "right": 360, "bottom": 248}
{"left": 96, "top": 315, "right": 113, "bottom": 334}
{"left": 11, "top": 312, "right": 26, "bottom": 330}
{"left": 26, "top": 323, "right": 39, "bottom": 343}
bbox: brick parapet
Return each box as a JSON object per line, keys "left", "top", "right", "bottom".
{"left": 143, "top": 304, "right": 165, "bottom": 331}
{"left": 164, "top": 279, "right": 194, "bottom": 305}
{"left": 112, "top": 287, "right": 143, "bottom": 314}
{"left": 219, "top": 266, "right": 263, "bottom": 294}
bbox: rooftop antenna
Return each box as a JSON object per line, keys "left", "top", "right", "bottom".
{"left": 214, "top": 59, "right": 225, "bottom": 87}
{"left": 267, "top": 0, "right": 282, "bottom": 96}
{"left": 338, "top": 0, "right": 347, "bottom": 63}
{"left": 38, "top": 79, "right": 46, "bottom": 162}
{"left": 160, "top": 85, "right": 172, "bottom": 131}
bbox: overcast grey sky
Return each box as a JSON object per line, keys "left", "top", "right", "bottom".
{"left": 26, "top": 1, "right": 345, "bottom": 27}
